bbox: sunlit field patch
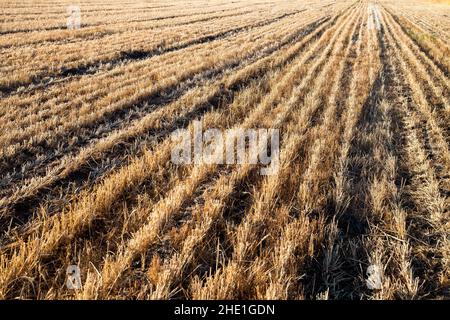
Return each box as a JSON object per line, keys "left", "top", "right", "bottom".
{"left": 0, "top": 0, "right": 448, "bottom": 300}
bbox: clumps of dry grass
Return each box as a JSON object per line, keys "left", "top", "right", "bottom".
{"left": 0, "top": 0, "right": 448, "bottom": 300}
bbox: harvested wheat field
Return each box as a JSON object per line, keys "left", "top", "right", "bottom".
{"left": 0, "top": 0, "right": 448, "bottom": 300}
